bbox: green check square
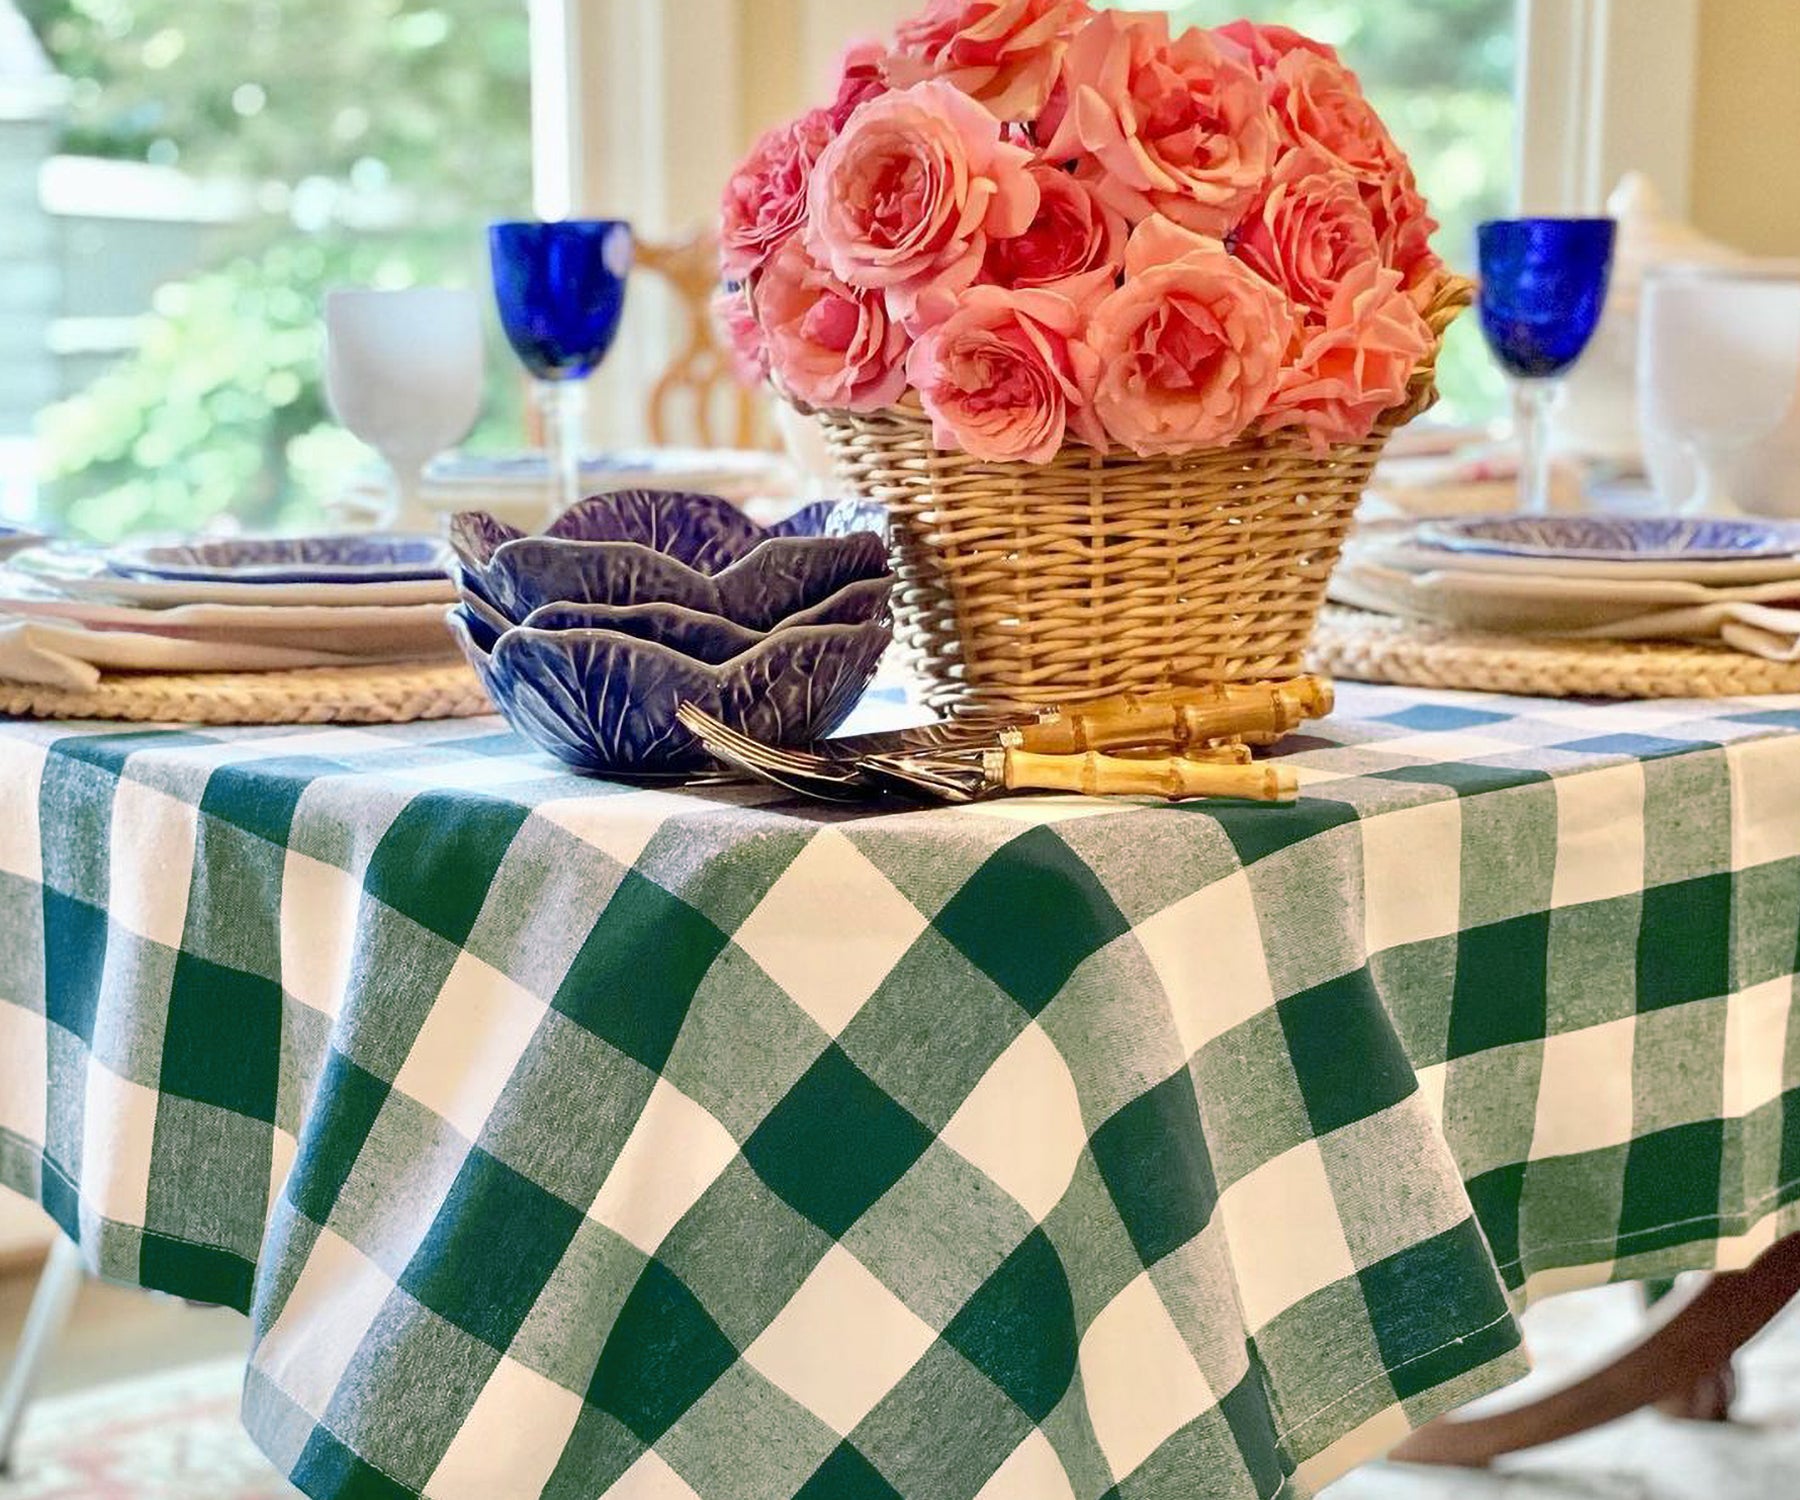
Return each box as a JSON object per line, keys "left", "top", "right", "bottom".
{"left": 1619, "top": 1119, "right": 1726, "bottom": 1255}
{"left": 161, "top": 952, "right": 282, "bottom": 1120}
{"left": 657, "top": 1362, "right": 839, "bottom": 1500}
{"left": 744, "top": 1043, "right": 933, "bottom": 1239}
{"left": 0, "top": 870, "right": 46, "bottom": 1018}
{"left": 1356, "top": 1220, "right": 1518, "bottom": 1402}
{"left": 589, "top": 1257, "right": 738, "bottom": 1444}
{"left": 181, "top": 813, "right": 288, "bottom": 982}
{"left": 1448, "top": 912, "right": 1551, "bottom": 1059}
{"left": 508, "top": 1218, "right": 646, "bottom": 1395}
{"left": 541, "top": 1408, "right": 644, "bottom": 1500}
{"left": 795, "top": 1441, "right": 904, "bottom": 1500}
{"left": 145, "top": 1095, "right": 273, "bottom": 1263}
{"left": 1735, "top": 860, "right": 1800, "bottom": 992}
{"left": 931, "top": 826, "right": 1130, "bottom": 1015}
{"left": 1119, "top": 1399, "right": 1263, "bottom": 1499}
{"left": 285, "top": 1050, "right": 390, "bottom": 1228}
{"left": 1546, "top": 897, "right": 1640, "bottom": 1033}
{"left": 1089, "top": 1067, "right": 1217, "bottom": 1268}
{"left": 1187, "top": 1009, "right": 1313, "bottom": 1190}
{"left": 292, "top": 1426, "right": 416, "bottom": 1500}
{"left": 199, "top": 756, "right": 337, "bottom": 847}
{"left": 363, "top": 791, "right": 530, "bottom": 947}
{"left": 1638, "top": 873, "right": 1732, "bottom": 1011}
{"left": 41, "top": 888, "right": 106, "bottom": 1046}
{"left": 1249, "top": 1281, "right": 1381, "bottom": 1462}
{"left": 400, "top": 1145, "right": 585, "bottom": 1353}
{"left": 1207, "top": 794, "right": 1358, "bottom": 871}
{"left": 554, "top": 870, "right": 729, "bottom": 1073}
{"left": 943, "top": 1227, "right": 1077, "bottom": 1423}
{"left": 1277, "top": 966, "right": 1416, "bottom": 1138}
{"left": 1642, "top": 748, "right": 1731, "bottom": 887}
{"left": 1516, "top": 1149, "right": 1627, "bottom": 1280}
{"left": 140, "top": 1230, "right": 255, "bottom": 1311}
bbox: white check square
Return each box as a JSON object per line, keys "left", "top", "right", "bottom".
{"left": 424, "top": 1355, "right": 586, "bottom": 1499}
{"left": 588, "top": 1077, "right": 738, "bottom": 1254}
{"left": 108, "top": 778, "right": 199, "bottom": 951}
{"left": 1550, "top": 762, "right": 1645, "bottom": 909}
{"left": 280, "top": 850, "right": 364, "bottom": 1020}
{"left": 976, "top": 1430, "right": 1077, "bottom": 1500}
{"left": 1361, "top": 796, "right": 1462, "bottom": 953}
{"left": 1531, "top": 1017, "right": 1636, "bottom": 1159}
{"left": 392, "top": 952, "right": 548, "bottom": 1144}
{"left": 0, "top": 738, "right": 44, "bottom": 882}
{"left": 1135, "top": 871, "right": 1276, "bottom": 1059}
{"left": 1723, "top": 978, "right": 1793, "bottom": 1119}
{"left": 254, "top": 1227, "right": 396, "bottom": 1420}
{"left": 744, "top": 1244, "right": 936, "bottom": 1436}
{"left": 0, "top": 1003, "right": 46, "bottom": 1145}
{"left": 1730, "top": 737, "right": 1800, "bottom": 869}
{"left": 733, "top": 830, "right": 927, "bottom": 1038}
{"left": 1080, "top": 1271, "right": 1212, "bottom": 1484}
{"left": 79, "top": 1061, "right": 158, "bottom": 1229}
{"left": 1218, "top": 1140, "right": 1357, "bottom": 1331}
{"left": 940, "top": 1021, "right": 1086, "bottom": 1222}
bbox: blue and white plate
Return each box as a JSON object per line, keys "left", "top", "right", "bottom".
{"left": 1417, "top": 515, "right": 1800, "bottom": 564}
{"left": 107, "top": 534, "right": 452, "bottom": 585}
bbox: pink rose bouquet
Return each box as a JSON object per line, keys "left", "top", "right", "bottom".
{"left": 719, "top": 1, "right": 1448, "bottom": 460}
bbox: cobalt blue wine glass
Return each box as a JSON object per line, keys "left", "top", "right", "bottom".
{"left": 1477, "top": 217, "right": 1616, "bottom": 514}
{"left": 489, "top": 219, "right": 633, "bottom": 522}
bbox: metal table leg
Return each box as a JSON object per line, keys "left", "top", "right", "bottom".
{"left": 0, "top": 1234, "right": 84, "bottom": 1477}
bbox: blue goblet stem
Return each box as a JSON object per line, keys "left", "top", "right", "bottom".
{"left": 538, "top": 378, "right": 587, "bottom": 524}
{"left": 1513, "top": 377, "right": 1562, "bottom": 515}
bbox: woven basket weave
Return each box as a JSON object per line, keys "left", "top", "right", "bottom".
{"left": 818, "top": 276, "right": 1473, "bottom": 714}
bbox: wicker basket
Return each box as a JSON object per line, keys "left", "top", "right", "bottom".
{"left": 817, "top": 276, "right": 1473, "bottom": 714}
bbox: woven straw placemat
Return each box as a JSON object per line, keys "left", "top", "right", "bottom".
{"left": 1309, "top": 607, "right": 1800, "bottom": 699}
{"left": 0, "top": 658, "right": 494, "bottom": 725}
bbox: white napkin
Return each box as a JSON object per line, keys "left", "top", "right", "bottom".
{"left": 1329, "top": 559, "right": 1800, "bottom": 662}
{"left": 0, "top": 619, "right": 399, "bottom": 691}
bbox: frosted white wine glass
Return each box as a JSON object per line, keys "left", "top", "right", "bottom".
{"left": 1639, "top": 273, "right": 1800, "bottom": 517}
{"left": 324, "top": 288, "right": 485, "bottom": 532}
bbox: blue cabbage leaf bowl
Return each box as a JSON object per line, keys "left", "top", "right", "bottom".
{"left": 445, "top": 491, "right": 894, "bottom": 775}
{"left": 448, "top": 605, "right": 891, "bottom": 775}
{"left": 450, "top": 491, "right": 889, "bottom": 627}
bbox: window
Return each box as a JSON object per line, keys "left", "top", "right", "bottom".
{"left": 9, "top": 0, "right": 531, "bottom": 540}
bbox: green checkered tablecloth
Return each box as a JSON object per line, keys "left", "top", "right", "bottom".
{"left": 4, "top": 683, "right": 1800, "bottom": 1500}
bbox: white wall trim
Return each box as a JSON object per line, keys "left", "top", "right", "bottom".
{"left": 1517, "top": 0, "right": 1700, "bottom": 217}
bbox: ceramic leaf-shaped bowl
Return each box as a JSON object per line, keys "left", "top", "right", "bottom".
{"left": 450, "top": 490, "right": 890, "bottom": 628}
{"left": 448, "top": 605, "right": 891, "bottom": 775}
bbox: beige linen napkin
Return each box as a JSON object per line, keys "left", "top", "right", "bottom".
{"left": 0, "top": 618, "right": 393, "bottom": 690}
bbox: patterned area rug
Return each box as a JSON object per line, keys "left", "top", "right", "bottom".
{"left": 0, "top": 1358, "right": 295, "bottom": 1499}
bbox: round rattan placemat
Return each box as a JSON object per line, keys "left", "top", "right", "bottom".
{"left": 0, "top": 658, "right": 495, "bottom": 725}
{"left": 1309, "top": 607, "right": 1800, "bottom": 699}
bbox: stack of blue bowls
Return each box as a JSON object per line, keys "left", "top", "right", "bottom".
{"left": 447, "top": 491, "right": 893, "bottom": 777}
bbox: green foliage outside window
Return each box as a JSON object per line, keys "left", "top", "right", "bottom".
{"left": 21, "top": 0, "right": 532, "bottom": 540}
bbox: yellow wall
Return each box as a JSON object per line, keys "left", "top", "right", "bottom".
{"left": 1689, "top": 0, "right": 1800, "bottom": 256}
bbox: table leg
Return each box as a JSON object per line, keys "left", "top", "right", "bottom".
{"left": 0, "top": 1233, "right": 84, "bottom": 1476}
{"left": 1392, "top": 1232, "right": 1800, "bottom": 1468}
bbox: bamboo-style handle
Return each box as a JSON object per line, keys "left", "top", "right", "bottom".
{"left": 1039, "top": 674, "right": 1333, "bottom": 733}
{"left": 996, "top": 749, "right": 1299, "bottom": 802}
{"left": 1009, "top": 689, "right": 1308, "bottom": 753}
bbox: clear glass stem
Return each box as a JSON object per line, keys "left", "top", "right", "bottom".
{"left": 538, "top": 379, "right": 587, "bottom": 524}
{"left": 1513, "top": 377, "right": 1562, "bottom": 515}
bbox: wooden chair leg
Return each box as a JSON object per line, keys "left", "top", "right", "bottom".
{"left": 0, "top": 1234, "right": 84, "bottom": 1476}
{"left": 1393, "top": 1232, "right": 1800, "bottom": 1468}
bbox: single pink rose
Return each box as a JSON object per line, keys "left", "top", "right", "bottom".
{"left": 806, "top": 79, "right": 1040, "bottom": 315}
{"left": 1365, "top": 155, "right": 1448, "bottom": 309}
{"left": 1087, "top": 217, "right": 1292, "bottom": 455}
{"left": 720, "top": 107, "right": 835, "bottom": 281}
{"left": 1210, "top": 19, "right": 1339, "bottom": 78}
{"left": 711, "top": 286, "right": 769, "bottom": 387}
{"left": 905, "top": 284, "right": 1103, "bottom": 462}
{"left": 755, "top": 236, "right": 907, "bottom": 413}
{"left": 830, "top": 38, "right": 889, "bottom": 130}
{"left": 1268, "top": 50, "right": 1396, "bottom": 181}
{"left": 982, "top": 159, "right": 1126, "bottom": 292}
{"left": 1232, "top": 149, "right": 1380, "bottom": 322}
{"left": 884, "top": 0, "right": 1089, "bottom": 122}
{"left": 1260, "top": 262, "right": 1432, "bottom": 452}
{"left": 1040, "top": 12, "right": 1276, "bottom": 237}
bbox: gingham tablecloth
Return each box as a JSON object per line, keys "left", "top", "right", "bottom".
{"left": 4, "top": 683, "right": 1800, "bottom": 1500}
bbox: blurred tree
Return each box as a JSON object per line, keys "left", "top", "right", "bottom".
{"left": 19, "top": 0, "right": 531, "bottom": 539}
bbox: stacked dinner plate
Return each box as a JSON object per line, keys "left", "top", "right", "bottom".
{"left": 1330, "top": 515, "right": 1800, "bottom": 660}
{"left": 0, "top": 533, "right": 460, "bottom": 691}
